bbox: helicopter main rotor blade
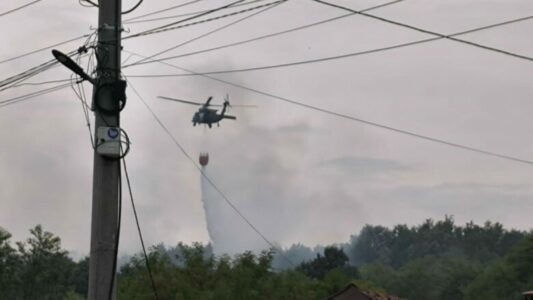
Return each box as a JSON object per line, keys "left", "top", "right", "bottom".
{"left": 157, "top": 96, "right": 204, "bottom": 106}
{"left": 228, "top": 104, "right": 257, "bottom": 107}
{"left": 207, "top": 104, "right": 257, "bottom": 108}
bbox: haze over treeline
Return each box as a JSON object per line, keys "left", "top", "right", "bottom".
{"left": 1, "top": 217, "right": 532, "bottom": 299}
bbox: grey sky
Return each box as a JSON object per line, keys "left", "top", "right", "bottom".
{"left": 1, "top": 0, "right": 533, "bottom": 258}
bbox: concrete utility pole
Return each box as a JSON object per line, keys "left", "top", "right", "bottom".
{"left": 88, "top": 0, "right": 123, "bottom": 299}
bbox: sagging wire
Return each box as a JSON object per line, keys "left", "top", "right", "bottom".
{"left": 121, "top": 154, "right": 159, "bottom": 300}
{"left": 79, "top": 0, "right": 98, "bottom": 8}
{"left": 0, "top": 83, "right": 72, "bottom": 108}
{"left": 0, "top": 33, "right": 95, "bottom": 93}
{"left": 123, "top": 0, "right": 245, "bottom": 40}
{"left": 122, "top": 0, "right": 144, "bottom": 15}
{"left": 127, "top": 0, "right": 285, "bottom": 38}
{"left": 69, "top": 32, "right": 98, "bottom": 148}
{"left": 123, "top": 0, "right": 285, "bottom": 68}
{"left": 124, "top": 0, "right": 267, "bottom": 24}
{"left": 123, "top": 0, "right": 203, "bottom": 23}
{"left": 70, "top": 73, "right": 95, "bottom": 149}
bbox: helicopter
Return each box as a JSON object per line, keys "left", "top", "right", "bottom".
{"left": 157, "top": 94, "right": 255, "bottom": 128}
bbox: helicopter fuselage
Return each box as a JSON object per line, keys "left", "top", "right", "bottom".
{"left": 192, "top": 107, "right": 235, "bottom": 128}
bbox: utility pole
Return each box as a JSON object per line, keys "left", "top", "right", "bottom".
{"left": 88, "top": 0, "right": 123, "bottom": 299}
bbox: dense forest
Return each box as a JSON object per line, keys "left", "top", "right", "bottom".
{"left": 1, "top": 217, "right": 532, "bottom": 299}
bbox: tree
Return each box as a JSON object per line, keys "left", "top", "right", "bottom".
{"left": 350, "top": 225, "right": 393, "bottom": 266}
{"left": 69, "top": 256, "right": 89, "bottom": 298}
{"left": 0, "top": 227, "right": 21, "bottom": 299}
{"left": 298, "top": 246, "right": 358, "bottom": 280}
{"left": 16, "top": 225, "right": 75, "bottom": 300}
{"left": 464, "top": 234, "right": 533, "bottom": 300}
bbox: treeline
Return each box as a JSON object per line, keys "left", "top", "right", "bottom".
{"left": 119, "top": 243, "right": 356, "bottom": 299}
{"left": 348, "top": 216, "right": 525, "bottom": 267}
{"left": 1, "top": 217, "right": 532, "bottom": 299}
{"left": 0, "top": 226, "right": 87, "bottom": 299}
{"left": 348, "top": 217, "right": 533, "bottom": 299}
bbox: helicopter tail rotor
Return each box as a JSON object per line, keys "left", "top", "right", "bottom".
{"left": 223, "top": 99, "right": 231, "bottom": 108}
{"left": 223, "top": 94, "right": 231, "bottom": 109}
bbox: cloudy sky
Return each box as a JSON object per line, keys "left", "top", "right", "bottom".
{"left": 1, "top": 0, "right": 533, "bottom": 258}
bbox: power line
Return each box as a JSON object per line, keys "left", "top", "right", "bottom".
{"left": 124, "top": 0, "right": 245, "bottom": 40}
{"left": 109, "top": 160, "right": 122, "bottom": 300}
{"left": 122, "top": 0, "right": 144, "bottom": 14}
{"left": 124, "top": 13, "right": 533, "bottom": 77}
{"left": 123, "top": 0, "right": 203, "bottom": 23}
{"left": 0, "top": 51, "right": 78, "bottom": 91}
{"left": 124, "top": 0, "right": 286, "bottom": 68}
{"left": 79, "top": 0, "right": 98, "bottom": 8}
{"left": 0, "top": 0, "right": 43, "bottom": 18}
{"left": 69, "top": 75, "right": 95, "bottom": 148}
{"left": 10, "top": 78, "right": 72, "bottom": 87}
{"left": 124, "top": 0, "right": 284, "bottom": 40}
{"left": 0, "top": 59, "right": 59, "bottom": 91}
{"left": 124, "top": 0, "right": 269, "bottom": 24}
{"left": 122, "top": 156, "right": 160, "bottom": 300}
{"left": 0, "top": 34, "right": 89, "bottom": 66}
{"left": 123, "top": 0, "right": 405, "bottom": 68}
{"left": 0, "top": 46, "right": 90, "bottom": 93}
{"left": 0, "top": 83, "right": 71, "bottom": 108}
{"left": 312, "top": 0, "right": 533, "bottom": 63}
{"left": 127, "top": 79, "right": 296, "bottom": 268}
{"left": 125, "top": 51, "right": 533, "bottom": 166}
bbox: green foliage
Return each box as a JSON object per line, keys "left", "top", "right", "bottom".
{"left": 351, "top": 216, "right": 529, "bottom": 300}
{"left": 361, "top": 256, "right": 482, "bottom": 300}
{"left": 349, "top": 216, "right": 525, "bottom": 268}
{"left": 16, "top": 225, "right": 76, "bottom": 299}
{"left": 69, "top": 257, "right": 89, "bottom": 298}
{"left": 0, "top": 225, "right": 85, "bottom": 299}
{"left": 118, "top": 244, "right": 356, "bottom": 300}
{"left": 0, "top": 227, "right": 21, "bottom": 299}
{"left": 464, "top": 234, "right": 533, "bottom": 300}
{"left": 297, "top": 246, "right": 358, "bottom": 280}
{"left": 1, "top": 218, "right": 529, "bottom": 300}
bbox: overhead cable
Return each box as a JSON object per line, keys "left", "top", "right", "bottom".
{"left": 0, "top": 50, "right": 83, "bottom": 92}
{"left": 123, "top": 0, "right": 203, "bottom": 23}
{"left": 0, "top": 0, "right": 43, "bottom": 17}
{"left": 122, "top": 0, "right": 144, "bottom": 14}
{"left": 124, "top": 0, "right": 245, "bottom": 39}
{"left": 125, "top": 51, "right": 533, "bottom": 166}
{"left": 0, "top": 60, "right": 59, "bottom": 92}
{"left": 69, "top": 74, "right": 94, "bottom": 148}
{"left": 79, "top": 0, "right": 98, "bottom": 8}
{"left": 123, "top": 0, "right": 405, "bottom": 68}
{"left": 124, "top": 0, "right": 284, "bottom": 40}
{"left": 124, "top": 0, "right": 269, "bottom": 24}
{"left": 0, "top": 83, "right": 71, "bottom": 108}
{"left": 125, "top": 14, "right": 533, "bottom": 77}
{"left": 312, "top": 0, "right": 533, "bottom": 63}
{"left": 124, "top": 0, "right": 286, "bottom": 67}
{"left": 122, "top": 156, "right": 160, "bottom": 299}
{"left": 10, "top": 78, "right": 72, "bottom": 88}
{"left": 109, "top": 160, "right": 122, "bottom": 300}
{"left": 0, "top": 35, "right": 88, "bottom": 66}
